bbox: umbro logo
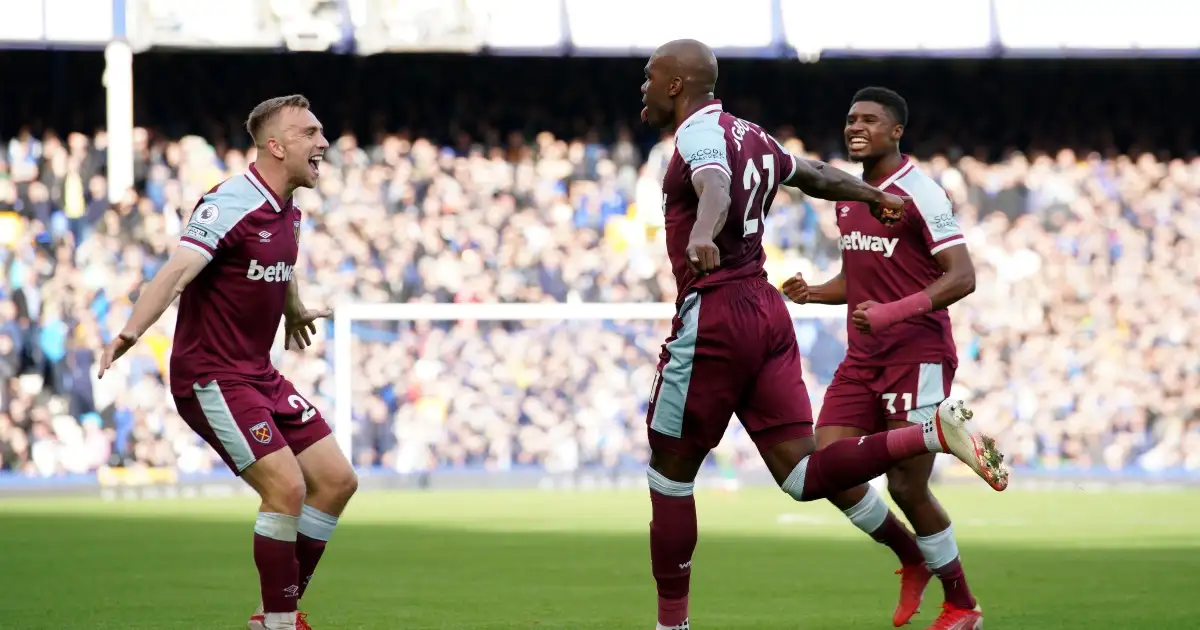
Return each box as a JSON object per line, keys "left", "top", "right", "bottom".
{"left": 258, "top": 231, "right": 272, "bottom": 242}
{"left": 840, "top": 206, "right": 850, "bottom": 216}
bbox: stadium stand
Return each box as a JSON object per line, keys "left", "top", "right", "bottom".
{"left": 4, "top": 131, "right": 1200, "bottom": 476}
{"left": 1, "top": 54, "right": 1198, "bottom": 479}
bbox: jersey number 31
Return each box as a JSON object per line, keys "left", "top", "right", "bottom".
{"left": 742, "top": 154, "right": 775, "bottom": 237}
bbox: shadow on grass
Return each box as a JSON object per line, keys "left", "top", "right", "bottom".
{"left": 0, "top": 512, "right": 1195, "bottom": 630}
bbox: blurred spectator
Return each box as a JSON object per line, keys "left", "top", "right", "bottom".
{"left": 1, "top": 123, "right": 1198, "bottom": 479}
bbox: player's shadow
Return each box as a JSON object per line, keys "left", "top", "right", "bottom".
{"left": 1, "top": 509, "right": 1197, "bottom": 629}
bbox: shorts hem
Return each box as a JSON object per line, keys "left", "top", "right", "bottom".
{"left": 288, "top": 426, "right": 334, "bottom": 457}
{"left": 647, "top": 430, "right": 711, "bottom": 459}
{"left": 887, "top": 403, "right": 940, "bottom": 425}
{"left": 748, "top": 422, "right": 814, "bottom": 451}
{"left": 230, "top": 439, "right": 287, "bottom": 476}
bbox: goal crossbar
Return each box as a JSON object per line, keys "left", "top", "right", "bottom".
{"left": 331, "top": 301, "right": 844, "bottom": 458}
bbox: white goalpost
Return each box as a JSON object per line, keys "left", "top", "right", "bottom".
{"left": 331, "top": 301, "right": 845, "bottom": 459}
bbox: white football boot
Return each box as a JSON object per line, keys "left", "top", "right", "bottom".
{"left": 934, "top": 399, "right": 1010, "bottom": 491}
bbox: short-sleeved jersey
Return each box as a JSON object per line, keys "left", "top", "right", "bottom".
{"left": 835, "top": 157, "right": 965, "bottom": 367}
{"left": 169, "top": 164, "right": 302, "bottom": 397}
{"left": 662, "top": 100, "right": 798, "bottom": 301}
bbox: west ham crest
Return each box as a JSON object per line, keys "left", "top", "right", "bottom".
{"left": 249, "top": 421, "right": 273, "bottom": 444}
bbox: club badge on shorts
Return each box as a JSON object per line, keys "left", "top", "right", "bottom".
{"left": 249, "top": 421, "right": 273, "bottom": 444}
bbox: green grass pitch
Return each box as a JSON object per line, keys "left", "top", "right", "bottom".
{"left": 1, "top": 485, "right": 1197, "bottom": 629}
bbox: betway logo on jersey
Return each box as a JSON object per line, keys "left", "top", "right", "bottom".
{"left": 246, "top": 259, "right": 294, "bottom": 283}
{"left": 838, "top": 231, "right": 899, "bottom": 258}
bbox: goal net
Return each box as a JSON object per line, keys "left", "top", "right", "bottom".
{"left": 331, "top": 301, "right": 845, "bottom": 472}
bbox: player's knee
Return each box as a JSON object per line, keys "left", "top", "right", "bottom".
{"left": 330, "top": 466, "right": 359, "bottom": 501}
{"left": 263, "top": 474, "right": 307, "bottom": 516}
{"left": 648, "top": 448, "right": 704, "bottom": 485}
{"left": 886, "top": 474, "right": 932, "bottom": 509}
{"left": 244, "top": 450, "right": 307, "bottom": 515}
{"left": 779, "top": 455, "right": 811, "bottom": 502}
{"left": 308, "top": 458, "right": 358, "bottom": 505}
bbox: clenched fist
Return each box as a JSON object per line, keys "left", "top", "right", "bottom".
{"left": 869, "top": 192, "right": 910, "bottom": 225}
{"left": 781, "top": 272, "right": 811, "bottom": 304}
{"left": 851, "top": 300, "right": 881, "bottom": 334}
{"left": 686, "top": 235, "right": 720, "bottom": 276}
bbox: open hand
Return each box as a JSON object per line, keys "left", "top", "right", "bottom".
{"left": 285, "top": 307, "right": 333, "bottom": 350}
{"left": 97, "top": 331, "right": 138, "bottom": 379}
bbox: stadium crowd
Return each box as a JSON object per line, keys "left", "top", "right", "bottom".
{"left": 1, "top": 120, "right": 1199, "bottom": 478}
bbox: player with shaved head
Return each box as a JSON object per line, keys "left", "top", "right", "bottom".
{"left": 639, "top": 41, "right": 1009, "bottom": 629}
{"left": 99, "top": 96, "right": 356, "bottom": 630}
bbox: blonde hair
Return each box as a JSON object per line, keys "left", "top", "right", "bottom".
{"left": 244, "top": 94, "right": 311, "bottom": 147}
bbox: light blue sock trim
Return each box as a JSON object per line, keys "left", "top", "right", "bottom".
{"left": 916, "top": 524, "right": 959, "bottom": 570}
{"left": 843, "top": 485, "right": 889, "bottom": 534}
{"left": 781, "top": 456, "right": 809, "bottom": 501}
{"left": 254, "top": 512, "right": 299, "bottom": 542}
{"left": 647, "top": 468, "right": 694, "bottom": 497}
{"left": 298, "top": 504, "right": 339, "bottom": 541}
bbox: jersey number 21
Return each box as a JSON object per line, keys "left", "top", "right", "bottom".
{"left": 742, "top": 153, "right": 775, "bottom": 237}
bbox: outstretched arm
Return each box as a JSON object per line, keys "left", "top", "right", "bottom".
{"left": 785, "top": 159, "right": 888, "bottom": 204}
{"left": 120, "top": 247, "right": 209, "bottom": 339}
{"left": 98, "top": 247, "right": 209, "bottom": 377}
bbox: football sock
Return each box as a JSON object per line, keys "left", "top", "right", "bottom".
{"left": 842, "top": 485, "right": 925, "bottom": 566}
{"left": 886, "top": 419, "right": 946, "bottom": 457}
{"left": 917, "top": 525, "right": 977, "bottom": 609}
{"left": 648, "top": 468, "right": 696, "bottom": 628}
{"left": 782, "top": 421, "right": 941, "bottom": 501}
{"left": 254, "top": 512, "right": 301, "bottom": 616}
{"left": 296, "top": 504, "right": 339, "bottom": 599}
